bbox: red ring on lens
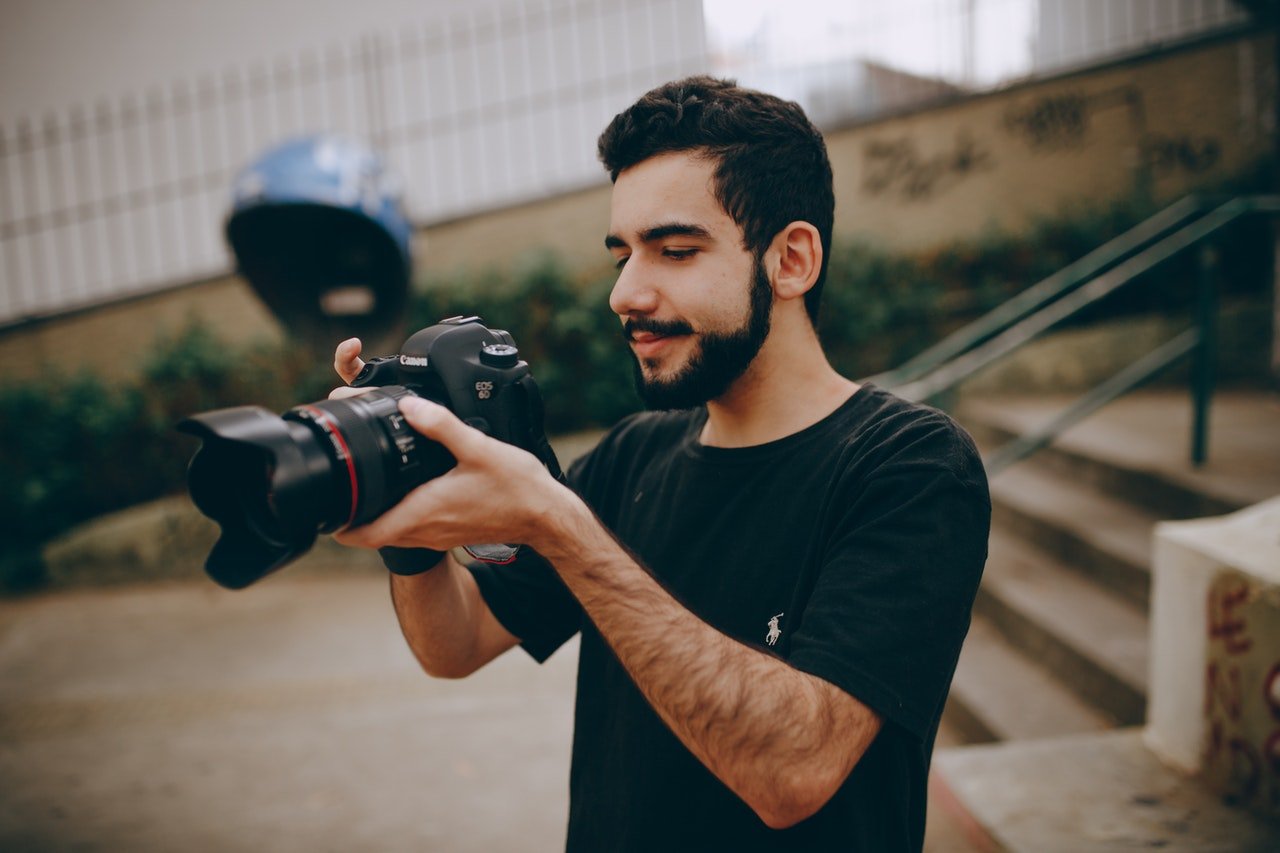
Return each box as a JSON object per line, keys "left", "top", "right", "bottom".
{"left": 298, "top": 405, "right": 360, "bottom": 527}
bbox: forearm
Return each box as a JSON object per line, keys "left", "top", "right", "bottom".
{"left": 389, "top": 553, "right": 514, "bottom": 678}
{"left": 341, "top": 397, "right": 877, "bottom": 822}
{"left": 534, "top": 496, "right": 880, "bottom": 828}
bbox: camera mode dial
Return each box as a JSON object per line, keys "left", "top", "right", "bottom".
{"left": 480, "top": 343, "right": 519, "bottom": 368}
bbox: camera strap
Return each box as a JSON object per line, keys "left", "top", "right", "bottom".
{"left": 462, "top": 543, "right": 521, "bottom": 565}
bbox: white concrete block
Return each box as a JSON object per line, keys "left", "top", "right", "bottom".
{"left": 1145, "top": 495, "right": 1280, "bottom": 817}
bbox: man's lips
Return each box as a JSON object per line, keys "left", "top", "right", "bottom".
{"left": 624, "top": 316, "right": 693, "bottom": 336}
{"left": 623, "top": 318, "right": 694, "bottom": 359}
{"left": 630, "top": 330, "right": 686, "bottom": 358}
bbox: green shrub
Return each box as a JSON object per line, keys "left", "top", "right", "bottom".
{"left": 409, "top": 253, "right": 640, "bottom": 431}
{"left": 4, "top": 188, "right": 1271, "bottom": 587}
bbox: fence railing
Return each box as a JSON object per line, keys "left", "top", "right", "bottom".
{"left": 0, "top": 0, "right": 707, "bottom": 328}
{"left": 0, "top": 0, "right": 1254, "bottom": 329}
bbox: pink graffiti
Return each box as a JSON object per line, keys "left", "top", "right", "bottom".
{"left": 1208, "top": 580, "right": 1253, "bottom": 655}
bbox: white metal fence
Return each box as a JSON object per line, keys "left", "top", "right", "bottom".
{"left": 0, "top": 0, "right": 707, "bottom": 328}
{"left": 0, "top": 0, "right": 1255, "bottom": 328}
{"left": 1032, "top": 0, "right": 1250, "bottom": 74}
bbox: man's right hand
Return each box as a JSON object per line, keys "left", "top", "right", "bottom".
{"left": 330, "top": 337, "right": 369, "bottom": 400}
{"left": 328, "top": 334, "right": 441, "bottom": 574}
{"left": 326, "top": 333, "right": 519, "bottom": 674}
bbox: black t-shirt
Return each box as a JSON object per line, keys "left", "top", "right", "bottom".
{"left": 470, "top": 384, "right": 990, "bottom": 852}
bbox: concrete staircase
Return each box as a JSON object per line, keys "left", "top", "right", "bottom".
{"left": 941, "top": 389, "right": 1280, "bottom": 747}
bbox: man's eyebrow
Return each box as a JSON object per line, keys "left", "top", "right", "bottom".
{"left": 604, "top": 222, "right": 712, "bottom": 250}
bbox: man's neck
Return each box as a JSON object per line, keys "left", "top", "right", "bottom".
{"left": 698, "top": 320, "right": 859, "bottom": 449}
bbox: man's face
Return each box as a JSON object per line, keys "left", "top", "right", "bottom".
{"left": 605, "top": 152, "right": 772, "bottom": 409}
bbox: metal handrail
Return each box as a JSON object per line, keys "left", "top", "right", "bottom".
{"left": 981, "top": 329, "right": 1200, "bottom": 475}
{"left": 875, "top": 194, "right": 1280, "bottom": 472}
{"left": 867, "top": 194, "right": 1218, "bottom": 389}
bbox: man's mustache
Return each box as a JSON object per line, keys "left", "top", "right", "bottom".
{"left": 623, "top": 317, "right": 695, "bottom": 339}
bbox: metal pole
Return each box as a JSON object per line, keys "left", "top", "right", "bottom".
{"left": 1191, "top": 243, "right": 1217, "bottom": 467}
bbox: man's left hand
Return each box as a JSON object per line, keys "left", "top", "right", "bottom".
{"left": 333, "top": 397, "right": 570, "bottom": 553}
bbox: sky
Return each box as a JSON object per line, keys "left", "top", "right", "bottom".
{"left": 703, "top": 0, "right": 1037, "bottom": 87}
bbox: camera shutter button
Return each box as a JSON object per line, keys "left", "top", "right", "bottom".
{"left": 480, "top": 344, "right": 518, "bottom": 368}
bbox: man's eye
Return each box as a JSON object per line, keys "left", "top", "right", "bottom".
{"left": 664, "top": 248, "right": 697, "bottom": 261}
{"left": 614, "top": 256, "right": 629, "bottom": 270}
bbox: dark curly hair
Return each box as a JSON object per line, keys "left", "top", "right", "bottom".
{"left": 597, "top": 76, "right": 835, "bottom": 323}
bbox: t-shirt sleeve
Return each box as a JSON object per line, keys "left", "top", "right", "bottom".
{"left": 786, "top": 440, "right": 990, "bottom": 742}
{"left": 468, "top": 546, "right": 581, "bottom": 663}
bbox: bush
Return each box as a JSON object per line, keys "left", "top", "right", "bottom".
{"left": 409, "top": 253, "right": 640, "bottom": 432}
{"left": 0, "top": 258, "right": 642, "bottom": 584}
{"left": 5, "top": 189, "right": 1271, "bottom": 586}
{"left": 0, "top": 321, "right": 340, "bottom": 589}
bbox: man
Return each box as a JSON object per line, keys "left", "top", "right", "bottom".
{"left": 332, "top": 76, "right": 989, "bottom": 851}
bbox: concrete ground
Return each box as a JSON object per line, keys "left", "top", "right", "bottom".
{"left": 0, "top": 570, "right": 990, "bottom": 852}
{"left": 0, "top": 573, "right": 576, "bottom": 852}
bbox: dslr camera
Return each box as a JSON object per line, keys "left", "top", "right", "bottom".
{"left": 179, "top": 316, "right": 561, "bottom": 589}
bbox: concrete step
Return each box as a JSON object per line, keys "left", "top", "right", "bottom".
{"left": 944, "top": 614, "right": 1115, "bottom": 744}
{"left": 962, "top": 414, "right": 1238, "bottom": 522}
{"left": 984, "top": 460, "right": 1156, "bottom": 610}
{"left": 977, "top": 528, "right": 1149, "bottom": 727}
{"left": 956, "top": 391, "right": 1280, "bottom": 521}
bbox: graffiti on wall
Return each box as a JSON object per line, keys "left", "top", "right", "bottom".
{"left": 1002, "top": 87, "right": 1143, "bottom": 151}
{"left": 855, "top": 78, "right": 1232, "bottom": 212}
{"left": 1204, "top": 571, "right": 1280, "bottom": 817}
{"left": 1143, "top": 134, "right": 1223, "bottom": 176}
{"left": 1004, "top": 86, "right": 1223, "bottom": 179}
{"left": 861, "top": 131, "right": 994, "bottom": 200}
{"left": 1002, "top": 93, "right": 1091, "bottom": 149}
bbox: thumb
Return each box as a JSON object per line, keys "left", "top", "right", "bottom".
{"left": 334, "top": 337, "right": 365, "bottom": 384}
{"left": 399, "top": 397, "right": 490, "bottom": 461}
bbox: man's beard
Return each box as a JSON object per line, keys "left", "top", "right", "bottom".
{"left": 627, "top": 258, "right": 773, "bottom": 411}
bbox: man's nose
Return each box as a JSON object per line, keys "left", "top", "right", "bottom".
{"left": 609, "top": 260, "right": 660, "bottom": 317}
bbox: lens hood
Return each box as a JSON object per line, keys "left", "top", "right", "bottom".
{"left": 178, "top": 406, "right": 330, "bottom": 588}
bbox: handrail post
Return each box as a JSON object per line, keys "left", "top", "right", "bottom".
{"left": 1190, "top": 243, "right": 1217, "bottom": 467}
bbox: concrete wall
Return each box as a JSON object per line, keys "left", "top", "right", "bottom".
{"left": 830, "top": 30, "right": 1274, "bottom": 251}
{"left": 420, "top": 30, "right": 1276, "bottom": 266}
{"left": 2, "top": 28, "right": 1273, "bottom": 385}
{"left": 16, "top": 276, "right": 282, "bottom": 385}
{"left": 412, "top": 182, "right": 613, "bottom": 282}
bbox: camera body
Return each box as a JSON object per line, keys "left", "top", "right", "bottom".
{"left": 178, "top": 316, "right": 561, "bottom": 589}
{"left": 350, "top": 314, "right": 532, "bottom": 440}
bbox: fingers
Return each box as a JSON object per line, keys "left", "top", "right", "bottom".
{"left": 332, "top": 397, "right": 551, "bottom": 553}
{"left": 334, "top": 337, "right": 365, "bottom": 384}
{"left": 333, "top": 478, "right": 446, "bottom": 550}
{"left": 334, "top": 512, "right": 408, "bottom": 549}
{"left": 328, "top": 385, "right": 375, "bottom": 401}
{"left": 399, "top": 397, "right": 491, "bottom": 461}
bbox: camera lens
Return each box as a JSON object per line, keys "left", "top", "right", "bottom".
{"left": 178, "top": 386, "right": 455, "bottom": 588}
{"left": 285, "top": 387, "right": 455, "bottom": 530}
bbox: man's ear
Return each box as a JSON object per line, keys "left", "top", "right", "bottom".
{"left": 768, "top": 221, "right": 822, "bottom": 303}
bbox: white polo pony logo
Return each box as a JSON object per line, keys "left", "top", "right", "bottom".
{"left": 765, "top": 613, "right": 784, "bottom": 646}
